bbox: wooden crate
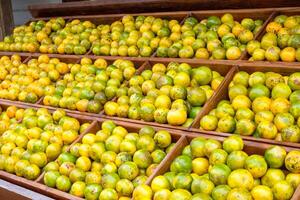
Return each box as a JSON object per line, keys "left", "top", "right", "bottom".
{"left": 191, "top": 62, "right": 300, "bottom": 148}
{"left": 0, "top": 100, "right": 95, "bottom": 196}
{"left": 102, "top": 58, "right": 235, "bottom": 132}
{"left": 192, "top": 8, "right": 276, "bottom": 61}
{"left": 242, "top": 8, "right": 300, "bottom": 64}
{"left": 0, "top": 54, "right": 81, "bottom": 105}
{"left": 147, "top": 133, "right": 300, "bottom": 199}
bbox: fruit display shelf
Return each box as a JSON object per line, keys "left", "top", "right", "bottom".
{"left": 1, "top": 53, "right": 300, "bottom": 144}
{"left": 190, "top": 62, "right": 300, "bottom": 149}
{"left": 0, "top": 4, "right": 299, "bottom": 200}
{"left": 1, "top": 7, "right": 299, "bottom": 61}
{"left": 0, "top": 101, "right": 299, "bottom": 200}
{"left": 0, "top": 53, "right": 236, "bottom": 131}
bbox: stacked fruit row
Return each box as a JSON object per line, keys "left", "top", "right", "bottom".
{"left": 199, "top": 70, "right": 300, "bottom": 143}
{"left": 42, "top": 56, "right": 138, "bottom": 114}
{"left": 0, "top": 13, "right": 264, "bottom": 60}
{"left": 0, "top": 10, "right": 299, "bottom": 62}
{"left": 135, "top": 135, "right": 300, "bottom": 200}
{"left": 2, "top": 53, "right": 300, "bottom": 147}
{"left": 0, "top": 54, "right": 138, "bottom": 111}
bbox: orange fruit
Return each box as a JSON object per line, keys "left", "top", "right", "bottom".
{"left": 228, "top": 169, "right": 254, "bottom": 190}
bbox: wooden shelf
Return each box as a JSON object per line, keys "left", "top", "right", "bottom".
{"left": 28, "top": 1, "right": 300, "bottom": 18}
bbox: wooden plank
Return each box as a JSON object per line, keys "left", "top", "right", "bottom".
{"left": 28, "top": 0, "right": 300, "bottom": 18}
{"left": 0, "top": 179, "right": 53, "bottom": 200}
{"left": 0, "top": 0, "right": 14, "bottom": 40}
{"left": 62, "top": 0, "right": 84, "bottom": 2}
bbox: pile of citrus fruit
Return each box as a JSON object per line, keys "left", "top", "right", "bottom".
{"left": 0, "top": 14, "right": 264, "bottom": 60}
{"left": 43, "top": 122, "right": 175, "bottom": 199}
{"left": 200, "top": 70, "right": 300, "bottom": 143}
{"left": 44, "top": 19, "right": 95, "bottom": 55}
{"left": 0, "top": 18, "right": 95, "bottom": 55}
{"left": 155, "top": 14, "right": 263, "bottom": 59}
{"left": 103, "top": 62, "right": 224, "bottom": 126}
{"left": 247, "top": 14, "right": 300, "bottom": 62}
{"left": 0, "top": 105, "right": 26, "bottom": 134}
{"left": 43, "top": 57, "right": 136, "bottom": 113}
{"left": 0, "top": 55, "right": 71, "bottom": 103}
{"left": 0, "top": 18, "right": 66, "bottom": 53}
{"left": 0, "top": 107, "right": 90, "bottom": 180}
{"left": 133, "top": 135, "right": 300, "bottom": 200}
